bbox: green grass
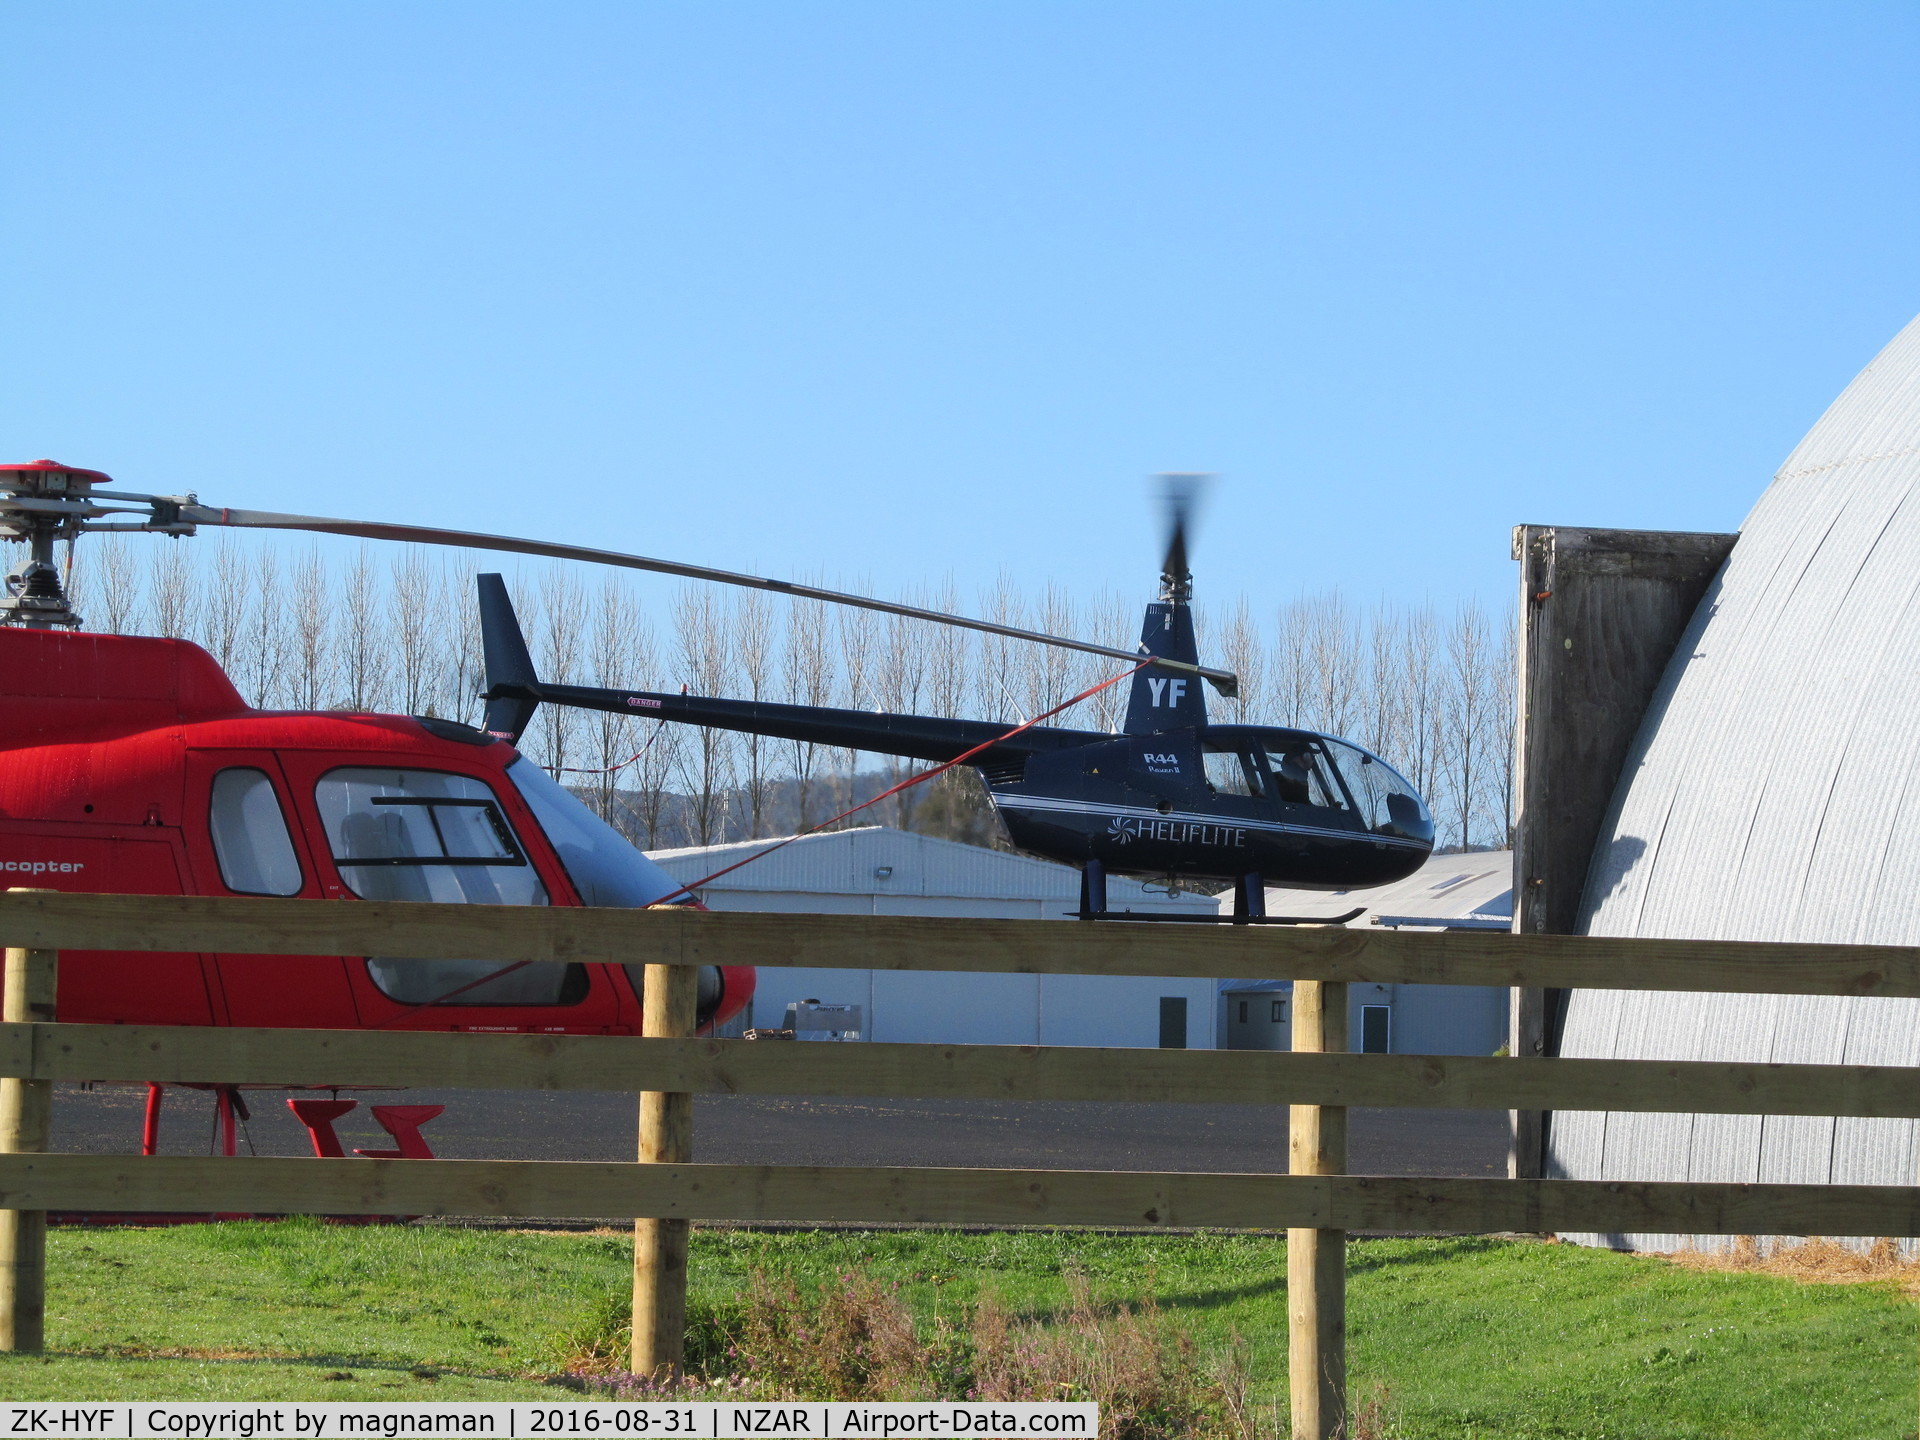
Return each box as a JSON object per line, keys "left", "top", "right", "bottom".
{"left": 1, "top": 1222, "right": 1912, "bottom": 1437}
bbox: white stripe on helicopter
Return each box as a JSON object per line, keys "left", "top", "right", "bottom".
{"left": 990, "top": 794, "right": 1430, "bottom": 850}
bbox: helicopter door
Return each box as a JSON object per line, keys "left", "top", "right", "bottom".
{"left": 1263, "top": 741, "right": 1365, "bottom": 834}
{"left": 295, "top": 762, "right": 618, "bottom": 1034}
{"left": 183, "top": 751, "right": 360, "bottom": 1029}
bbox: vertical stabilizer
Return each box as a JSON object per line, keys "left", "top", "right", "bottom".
{"left": 1123, "top": 603, "right": 1209, "bottom": 734}
{"left": 477, "top": 574, "right": 541, "bottom": 743}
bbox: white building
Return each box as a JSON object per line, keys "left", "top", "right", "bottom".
{"left": 1215, "top": 852, "right": 1512, "bottom": 1056}
{"left": 647, "top": 826, "right": 1220, "bottom": 1049}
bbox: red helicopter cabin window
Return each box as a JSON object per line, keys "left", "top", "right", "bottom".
{"left": 208, "top": 768, "right": 304, "bottom": 896}
{"left": 314, "top": 767, "right": 586, "bottom": 1007}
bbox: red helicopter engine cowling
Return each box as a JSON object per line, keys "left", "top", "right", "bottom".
{"left": 0, "top": 626, "right": 753, "bottom": 1038}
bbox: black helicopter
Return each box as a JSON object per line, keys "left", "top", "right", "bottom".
{"left": 476, "top": 486, "right": 1436, "bottom": 919}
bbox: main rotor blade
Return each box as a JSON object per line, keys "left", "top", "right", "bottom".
{"left": 180, "top": 504, "right": 1241, "bottom": 695}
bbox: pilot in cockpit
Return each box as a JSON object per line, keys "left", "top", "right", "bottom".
{"left": 1272, "top": 749, "right": 1314, "bottom": 805}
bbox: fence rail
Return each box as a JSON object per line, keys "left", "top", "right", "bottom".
{"left": 5, "top": 889, "right": 1920, "bottom": 996}
{"left": 4, "top": 890, "right": 1918, "bottom": 1440}
{"left": 3, "top": 1156, "right": 1916, "bottom": 1236}
{"left": 4, "top": 1022, "right": 1919, "bottom": 1118}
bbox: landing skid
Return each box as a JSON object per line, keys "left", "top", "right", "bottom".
{"left": 1076, "top": 859, "right": 1365, "bottom": 926}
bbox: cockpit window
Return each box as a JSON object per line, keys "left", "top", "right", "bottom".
{"left": 1265, "top": 743, "right": 1349, "bottom": 811}
{"left": 316, "top": 768, "right": 544, "bottom": 906}
{"left": 1320, "top": 739, "right": 1434, "bottom": 842}
{"left": 209, "top": 768, "right": 303, "bottom": 896}
{"left": 315, "top": 767, "right": 581, "bottom": 1007}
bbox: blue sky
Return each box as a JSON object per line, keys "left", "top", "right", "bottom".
{"left": 3, "top": 3, "right": 1916, "bottom": 626}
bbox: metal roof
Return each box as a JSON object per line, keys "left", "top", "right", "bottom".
{"left": 1229, "top": 851, "right": 1512, "bottom": 927}
{"left": 647, "top": 825, "right": 1215, "bottom": 910}
{"left": 1552, "top": 312, "right": 1920, "bottom": 1248}
{"left": 1211, "top": 853, "right": 1512, "bottom": 996}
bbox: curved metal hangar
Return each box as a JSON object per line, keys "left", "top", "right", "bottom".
{"left": 1550, "top": 312, "right": 1920, "bottom": 1250}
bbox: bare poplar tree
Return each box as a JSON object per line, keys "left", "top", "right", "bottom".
{"left": 583, "top": 575, "right": 642, "bottom": 822}
{"left": 237, "top": 549, "right": 284, "bottom": 707}
{"left": 337, "top": 546, "right": 391, "bottom": 710}
{"left": 194, "top": 536, "right": 248, "bottom": 674}
{"left": 1022, "top": 584, "right": 1083, "bottom": 721}
{"left": 976, "top": 572, "right": 1025, "bottom": 723}
{"left": 537, "top": 565, "right": 586, "bottom": 774}
{"left": 731, "top": 590, "right": 777, "bottom": 838}
{"left": 622, "top": 609, "right": 681, "bottom": 848}
{"left": 830, "top": 597, "right": 877, "bottom": 817}
{"left": 148, "top": 543, "right": 196, "bottom": 639}
{"left": 874, "top": 600, "right": 931, "bottom": 828}
{"left": 923, "top": 581, "right": 973, "bottom": 723}
{"left": 1082, "top": 589, "right": 1135, "bottom": 735}
{"left": 673, "top": 583, "right": 735, "bottom": 845}
{"left": 1216, "top": 597, "right": 1267, "bottom": 727}
{"left": 1359, "top": 603, "right": 1407, "bottom": 761}
{"left": 89, "top": 536, "right": 142, "bottom": 635}
{"left": 288, "top": 549, "right": 335, "bottom": 711}
{"left": 782, "top": 595, "right": 835, "bottom": 830}
{"left": 1442, "top": 601, "right": 1497, "bottom": 849}
{"left": 1305, "top": 591, "right": 1363, "bottom": 738}
{"left": 390, "top": 548, "right": 446, "bottom": 716}
{"left": 1398, "top": 604, "right": 1442, "bottom": 798}
{"left": 1496, "top": 602, "right": 1518, "bottom": 845}
{"left": 446, "top": 558, "right": 487, "bottom": 728}
{"left": 1271, "top": 597, "right": 1315, "bottom": 728}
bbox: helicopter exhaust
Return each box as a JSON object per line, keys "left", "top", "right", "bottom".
{"left": 477, "top": 573, "right": 542, "bottom": 744}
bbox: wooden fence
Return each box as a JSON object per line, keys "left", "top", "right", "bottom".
{"left": 5, "top": 889, "right": 1920, "bottom": 1438}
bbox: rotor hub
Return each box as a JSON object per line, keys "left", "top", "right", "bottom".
{"left": 0, "top": 460, "right": 116, "bottom": 630}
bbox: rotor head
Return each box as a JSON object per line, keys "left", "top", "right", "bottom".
{"left": 0, "top": 459, "right": 204, "bottom": 629}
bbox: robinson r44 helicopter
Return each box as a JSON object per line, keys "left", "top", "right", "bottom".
{"left": 475, "top": 478, "right": 1437, "bottom": 919}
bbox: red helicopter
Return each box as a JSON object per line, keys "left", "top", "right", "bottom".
{"left": 1, "top": 458, "right": 1177, "bottom": 1164}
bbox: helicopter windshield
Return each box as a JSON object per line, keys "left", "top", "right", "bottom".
{"left": 1318, "top": 739, "right": 1434, "bottom": 843}
{"left": 314, "top": 767, "right": 578, "bottom": 1007}
{"left": 506, "top": 759, "right": 687, "bottom": 908}
{"left": 506, "top": 759, "right": 721, "bottom": 1018}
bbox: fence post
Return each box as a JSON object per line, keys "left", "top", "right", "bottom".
{"left": 1, "top": 891, "right": 57, "bottom": 1354}
{"left": 1289, "top": 979, "right": 1348, "bottom": 1439}
{"left": 632, "top": 961, "right": 699, "bottom": 1380}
